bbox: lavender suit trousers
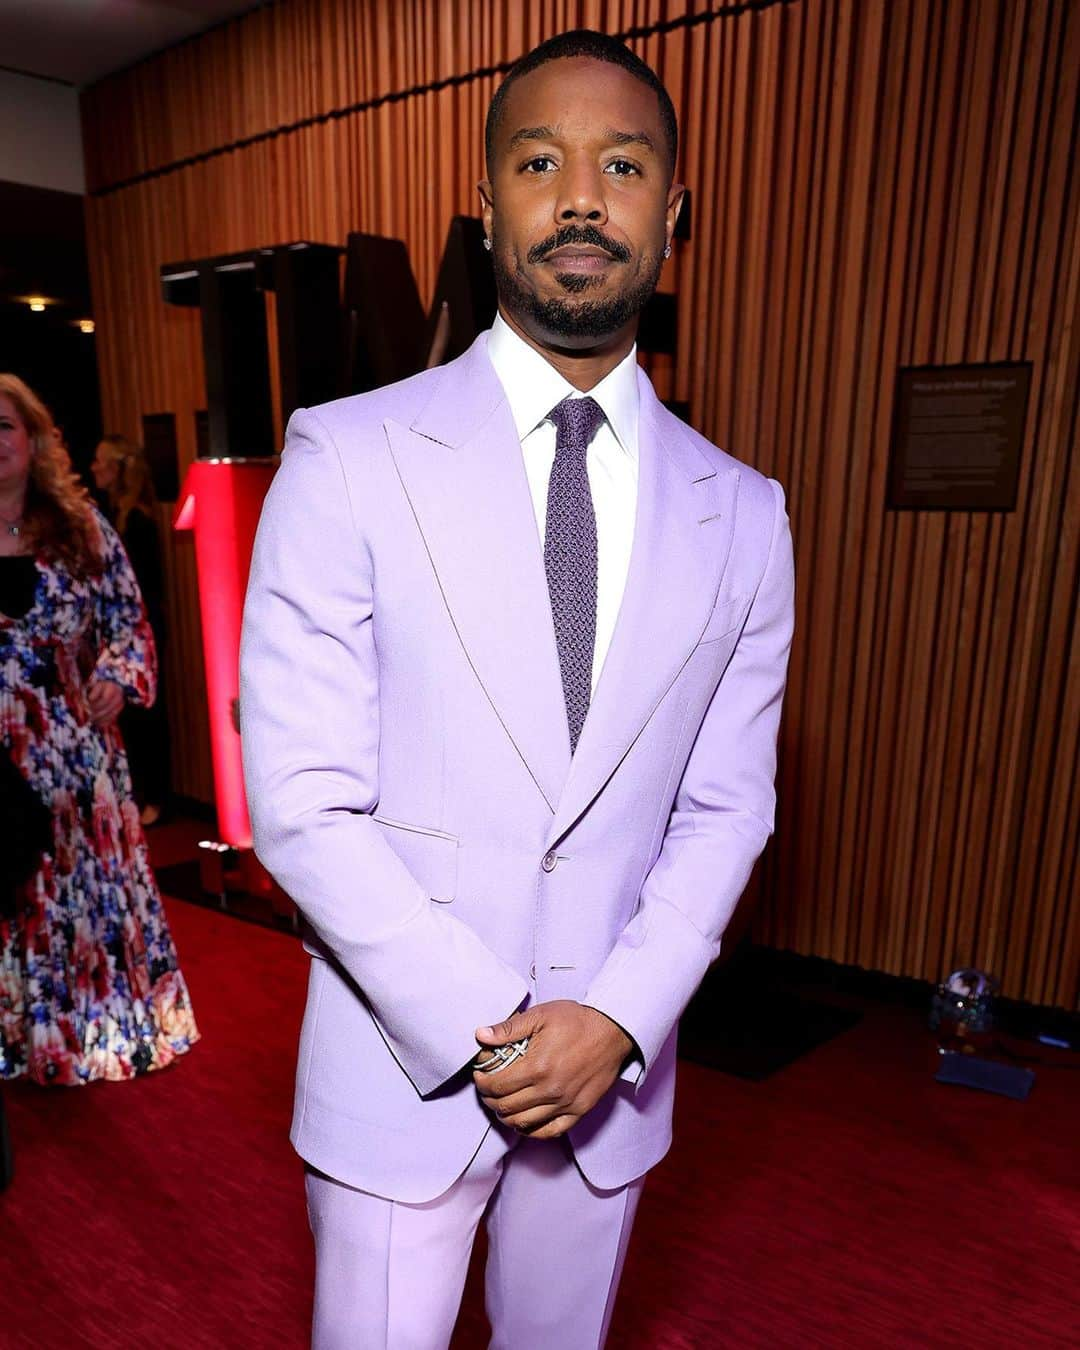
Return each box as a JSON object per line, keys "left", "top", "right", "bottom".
{"left": 306, "top": 1125, "right": 642, "bottom": 1349}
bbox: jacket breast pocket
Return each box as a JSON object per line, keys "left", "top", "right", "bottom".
{"left": 371, "top": 815, "right": 459, "bottom": 904}
{"left": 697, "top": 592, "right": 750, "bottom": 646}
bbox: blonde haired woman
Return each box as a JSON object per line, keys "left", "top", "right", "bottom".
{"left": 0, "top": 374, "right": 198, "bottom": 1084}
{"left": 91, "top": 434, "right": 170, "bottom": 826}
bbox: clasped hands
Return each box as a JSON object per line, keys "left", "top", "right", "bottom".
{"left": 472, "top": 1000, "right": 633, "bottom": 1140}
{"left": 86, "top": 677, "right": 125, "bottom": 727}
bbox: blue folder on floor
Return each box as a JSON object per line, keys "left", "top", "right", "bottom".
{"left": 935, "top": 1051, "right": 1035, "bottom": 1100}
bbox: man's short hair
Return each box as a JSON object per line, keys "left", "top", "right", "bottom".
{"left": 485, "top": 29, "right": 679, "bottom": 179}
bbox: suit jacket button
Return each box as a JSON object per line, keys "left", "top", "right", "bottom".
{"left": 541, "top": 851, "right": 558, "bottom": 873}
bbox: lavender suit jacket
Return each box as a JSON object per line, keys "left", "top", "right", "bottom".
{"left": 240, "top": 333, "right": 794, "bottom": 1202}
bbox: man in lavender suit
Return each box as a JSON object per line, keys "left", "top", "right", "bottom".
{"left": 241, "top": 28, "right": 794, "bottom": 1350}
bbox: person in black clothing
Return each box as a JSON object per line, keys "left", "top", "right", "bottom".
{"left": 90, "top": 435, "right": 171, "bottom": 826}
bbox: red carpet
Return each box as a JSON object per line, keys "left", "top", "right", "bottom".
{"left": 2, "top": 827, "right": 1078, "bottom": 1348}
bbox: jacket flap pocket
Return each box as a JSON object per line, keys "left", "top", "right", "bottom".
{"left": 699, "top": 592, "right": 750, "bottom": 645}
{"left": 372, "top": 815, "right": 458, "bottom": 903}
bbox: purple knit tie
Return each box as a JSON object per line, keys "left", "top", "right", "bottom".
{"left": 545, "top": 396, "right": 605, "bottom": 753}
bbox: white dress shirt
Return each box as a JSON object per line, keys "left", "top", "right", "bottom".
{"left": 486, "top": 313, "right": 639, "bottom": 692}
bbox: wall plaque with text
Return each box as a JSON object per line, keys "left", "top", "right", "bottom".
{"left": 887, "top": 362, "right": 1032, "bottom": 510}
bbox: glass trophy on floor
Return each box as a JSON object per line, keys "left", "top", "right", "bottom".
{"left": 929, "top": 968, "right": 1034, "bottom": 1100}
{"left": 929, "top": 967, "right": 998, "bottom": 1055}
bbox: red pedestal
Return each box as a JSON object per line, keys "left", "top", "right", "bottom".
{"left": 174, "top": 458, "right": 277, "bottom": 848}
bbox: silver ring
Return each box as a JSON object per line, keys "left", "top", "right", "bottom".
{"left": 474, "top": 1037, "right": 530, "bottom": 1074}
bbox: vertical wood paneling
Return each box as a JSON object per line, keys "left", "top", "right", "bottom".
{"left": 80, "top": 0, "right": 1080, "bottom": 1009}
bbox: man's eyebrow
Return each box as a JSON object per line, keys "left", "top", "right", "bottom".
{"left": 605, "top": 128, "right": 657, "bottom": 153}
{"left": 504, "top": 124, "right": 658, "bottom": 154}
{"left": 506, "top": 125, "right": 559, "bottom": 151}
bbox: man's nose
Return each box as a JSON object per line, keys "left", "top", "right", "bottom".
{"left": 555, "top": 160, "right": 607, "bottom": 225}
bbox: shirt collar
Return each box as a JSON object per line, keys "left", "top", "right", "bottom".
{"left": 487, "top": 312, "right": 639, "bottom": 458}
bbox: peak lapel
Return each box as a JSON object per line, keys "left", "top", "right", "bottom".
{"left": 387, "top": 338, "right": 570, "bottom": 812}
{"left": 549, "top": 380, "right": 740, "bottom": 844}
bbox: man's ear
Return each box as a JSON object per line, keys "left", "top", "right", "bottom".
{"left": 665, "top": 183, "right": 686, "bottom": 252}
{"left": 478, "top": 180, "right": 495, "bottom": 248}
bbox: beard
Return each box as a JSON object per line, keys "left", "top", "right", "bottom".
{"left": 492, "top": 224, "right": 664, "bottom": 342}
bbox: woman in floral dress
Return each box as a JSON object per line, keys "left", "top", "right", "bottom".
{"left": 0, "top": 374, "right": 198, "bottom": 1085}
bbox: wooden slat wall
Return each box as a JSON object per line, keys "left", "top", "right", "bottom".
{"left": 80, "top": 0, "right": 1080, "bottom": 1008}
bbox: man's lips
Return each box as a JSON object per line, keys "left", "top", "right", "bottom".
{"left": 542, "top": 246, "right": 616, "bottom": 272}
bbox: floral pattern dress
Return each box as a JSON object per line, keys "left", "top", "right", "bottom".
{"left": 0, "top": 513, "right": 198, "bottom": 1085}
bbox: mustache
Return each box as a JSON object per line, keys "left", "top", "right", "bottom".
{"left": 527, "top": 225, "right": 631, "bottom": 265}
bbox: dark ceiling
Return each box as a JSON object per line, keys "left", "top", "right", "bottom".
{"left": 0, "top": 1, "right": 266, "bottom": 88}
{"left": 0, "top": 179, "right": 91, "bottom": 321}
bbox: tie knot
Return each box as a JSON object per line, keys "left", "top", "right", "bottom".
{"left": 549, "top": 396, "right": 606, "bottom": 451}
